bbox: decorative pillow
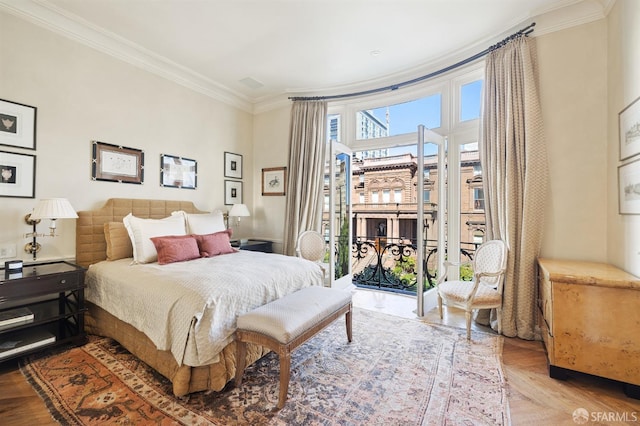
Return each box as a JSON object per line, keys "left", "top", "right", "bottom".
{"left": 194, "top": 229, "right": 237, "bottom": 257}
{"left": 123, "top": 213, "right": 187, "bottom": 263}
{"left": 150, "top": 235, "right": 201, "bottom": 265}
{"left": 173, "top": 210, "right": 226, "bottom": 235}
{"left": 104, "top": 222, "right": 133, "bottom": 261}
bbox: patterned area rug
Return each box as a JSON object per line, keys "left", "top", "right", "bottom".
{"left": 21, "top": 308, "right": 510, "bottom": 425}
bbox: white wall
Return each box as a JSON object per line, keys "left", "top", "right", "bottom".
{"left": 0, "top": 12, "right": 254, "bottom": 262}
{"left": 251, "top": 105, "right": 290, "bottom": 253}
{"left": 607, "top": 0, "right": 640, "bottom": 276}
{"left": 536, "top": 19, "right": 608, "bottom": 262}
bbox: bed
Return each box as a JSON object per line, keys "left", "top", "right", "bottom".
{"left": 75, "top": 198, "right": 324, "bottom": 396}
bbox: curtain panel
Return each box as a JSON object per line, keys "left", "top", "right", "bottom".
{"left": 283, "top": 101, "right": 328, "bottom": 256}
{"left": 479, "top": 37, "right": 549, "bottom": 339}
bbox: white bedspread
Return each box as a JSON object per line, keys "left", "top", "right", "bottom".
{"left": 85, "top": 251, "right": 324, "bottom": 366}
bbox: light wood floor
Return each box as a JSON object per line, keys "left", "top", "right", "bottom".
{"left": 1, "top": 289, "right": 638, "bottom": 425}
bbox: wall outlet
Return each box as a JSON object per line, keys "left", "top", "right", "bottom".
{"left": 0, "top": 243, "right": 17, "bottom": 259}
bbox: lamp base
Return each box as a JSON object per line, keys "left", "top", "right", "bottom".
{"left": 24, "top": 242, "right": 41, "bottom": 257}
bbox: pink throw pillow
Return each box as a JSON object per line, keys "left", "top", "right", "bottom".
{"left": 150, "top": 235, "right": 201, "bottom": 265}
{"left": 194, "top": 229, "right": 237, "bottom": 257}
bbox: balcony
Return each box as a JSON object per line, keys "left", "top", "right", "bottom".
{"left": 346, "top": 236, "right": 477, "bottom": 295}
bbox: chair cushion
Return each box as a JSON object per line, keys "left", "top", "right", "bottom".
{"left": 438, "top": 280, "right": 501, "bottom": 305}
{"left": 237, "top": 287, "right": 352, "bottom": 344}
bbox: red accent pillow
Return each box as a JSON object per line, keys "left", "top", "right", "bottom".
{"left": 150, "top": 235, "right": 201, "bottom": 265}
{"left": 194, "top": 229, "right": 237, "bottom": 257}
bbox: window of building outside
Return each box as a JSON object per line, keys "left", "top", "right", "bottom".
{"left": 371, "top": 191, "right": 379, "bottom": 203}
{"left": 424, "top": 190, "right": 430, "bottom": 203}
{"left": 394, "top": 189, "right": 402, "bottom": 203}
{"left": 359, "top": 192, "right": 364, "bottom": 203}
{"left": 382, "top": 189, "right": 390, "bottom": 203}
{"left": 473, "top": 164, "right": 481, "bottom": 175}
{"left": 324, "top": 194, "right": 330, "bottom": 211}
{"left": 474, "top": 188, "right": 484, "bottom": 210}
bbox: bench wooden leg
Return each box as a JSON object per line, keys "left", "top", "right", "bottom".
{"left": 346, "top": 307, "right": 353, "bottom": 343}
{"left": 235, "top": 339, "right": 247, "bottom": 387}
{"left": 278, "top": 350, "right": 291, "bottom": 409}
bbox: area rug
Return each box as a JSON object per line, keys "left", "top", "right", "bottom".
{"left": 20, "top": 308, "right": 510, "bottom": 425}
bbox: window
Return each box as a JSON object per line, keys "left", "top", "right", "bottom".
{"left": 424, "top": 190, "right": 430, "bottom": 203}
{"left": 324, "top": 194, "right": 330, "bottom": 210}
{"left": 359, "top": 192, "right": 364, "bottom": 203}
{"left": 382, "top": 189, "right": 390, "bottom": 203}
{"left": 473, "top": 164, "right": 481, "bottom": 176}
{"left": 328, "top": 114, "right": 341, "bottom": 142}
{"left": 357, "top": 93, "right": 441, "bottom": 140}
{"left": 460, "top": 80, "right": 482, "bottom": 122}
{"left": 394, "top": 189, "right": 402, "bottom": 202}
{"left": 473, "top": 188, "right": 484, "bottom": 210}
{"left": 371, "top": 191, "right": 379, "bottom": 203}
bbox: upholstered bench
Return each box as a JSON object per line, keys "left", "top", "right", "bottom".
{"left": 235, "top": 286, "right": 353, "bottom": 409}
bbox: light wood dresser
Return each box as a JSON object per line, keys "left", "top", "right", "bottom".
{"left": 537, "top": 258, "right": 640, "bottom": 398}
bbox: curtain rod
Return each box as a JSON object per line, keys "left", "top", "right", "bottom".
{"left": 289, "top": 22, "right": 535, "bottom": 102}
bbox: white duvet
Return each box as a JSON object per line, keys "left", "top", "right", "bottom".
{"left": 85, "top": 251, "right": 324, "bottom": 366}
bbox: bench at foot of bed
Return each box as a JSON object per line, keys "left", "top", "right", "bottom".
{"left": 235, "top": 286, "right": 353, "bottom": 409}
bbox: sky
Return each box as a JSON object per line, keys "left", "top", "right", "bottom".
{"left": 365, "top": 80, "right": 482, "bottom": 156}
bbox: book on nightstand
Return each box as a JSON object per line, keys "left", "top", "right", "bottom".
{"left": 0, "top": 329, "right": 56, "bottom": 359}
{"left": 0, "top": 307, "right": 34, "bottom": 329}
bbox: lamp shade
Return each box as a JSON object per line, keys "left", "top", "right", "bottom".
{"left": 229, "top": 203, "right": 250, "bottom": 217}
{"left": 30, "top": 198, "right": 78, "bottom": 220}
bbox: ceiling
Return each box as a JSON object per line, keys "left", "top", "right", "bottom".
{"left": 0, "top": 0, "right": 611, "bottom": 111}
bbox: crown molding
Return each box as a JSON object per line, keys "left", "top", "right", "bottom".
{"left": 0, "top": 0, "right": 254, "bottom": 113}
{"left": 2, "top": 0, "right": 611, "bottom": 115}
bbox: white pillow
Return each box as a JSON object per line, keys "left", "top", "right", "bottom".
{"left": 172, "top": 210, "right": 226, "bottom": 235}
{"left": 123, "top": 213, "right": 187, "bottom": 263}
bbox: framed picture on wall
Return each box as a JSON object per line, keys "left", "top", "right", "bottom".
{"left": 224, "top": 152, "right": 242, "bottom": 179}
{"left": 160, "top": 154, "right": 197, "bottom": 189}
{"left": 0, "top": 150, "right": 36, "bottom": 198}
{"left": 619, "top": 95, "right": 640, "bottom": 160}
{"left": 224, "top": 180, "right": 243, "bottom": 205}
{"left": 91, "top": 141, "right": 144, "bottom": 184}
{"left": 618, "top": 157, "right": 640, "bottom": 215}
{"left": 262, "top": 166, "right": 287, "bottom": 196}
{"left": 0, "top": 99, "right": 37, "bottom": 150}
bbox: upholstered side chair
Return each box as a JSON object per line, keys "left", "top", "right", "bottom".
{"left": 296, "top": 230, "right": 330, "bottom": 286}
{"left": 436, "top": 239, "right": 508, "bottom": 340}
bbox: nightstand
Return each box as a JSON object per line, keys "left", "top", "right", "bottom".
{"left": 231, "top": 239, "right": 273, "bottom": 253}
{"left": 0, "top": 261, "right": 87, "bottom": 362}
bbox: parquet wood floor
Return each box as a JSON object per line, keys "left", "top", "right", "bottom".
{"left": 0, "top": 290, "right": 638, "bottom": 425}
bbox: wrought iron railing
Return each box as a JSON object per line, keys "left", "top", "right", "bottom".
{"left": 348, "top": 236, "right": 477, "bottom": 295}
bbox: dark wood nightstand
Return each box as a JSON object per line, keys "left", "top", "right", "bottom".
{"left": 0, "top": 261, "right": 87, "bottom": 362}
{"left": 231, "top": 239, "right": 273, "bottom": 253}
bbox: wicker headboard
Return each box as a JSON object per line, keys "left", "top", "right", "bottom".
{"left": 75, "top": 198, "right": 206, "bottom": 268}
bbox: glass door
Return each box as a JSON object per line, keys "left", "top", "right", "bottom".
{"left": 328, "top": 142, "right": 353, "bottom": 290}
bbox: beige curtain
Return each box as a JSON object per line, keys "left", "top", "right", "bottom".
{"left": 479, "top": 37, "right": 549, "bottom": 340}
{"left": 283, "top": 100, "right": 328, "bottom": 256}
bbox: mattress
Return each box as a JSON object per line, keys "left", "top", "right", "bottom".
{"left": 85, "top": 250, "right": 324, "bottom": 367}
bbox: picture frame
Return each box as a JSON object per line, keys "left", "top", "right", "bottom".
{"left": 619, "top": 95, "right": 640, "bottom": 161}
{"left": 0, "top": 150, "right": 36, "bottom": 198}
{"left": 160, "top": 154, "right": 197, "bottom": 189}
{"left": 262, "top": 166, "right": 287, "bottom": 196}
{"left": 224, "top": 180, "right": 243, "bottom": 205}
{"left": 91, "top": 140, "right": 144, "bottom": 184}
{"left": 224, "top": 152, "right": 242, "bottom": 179}
{"left": 619, "top": 158, "right": 640, "bottom": 215}
{"left": 0, "top": 99, "right": 37, "bottom": 150}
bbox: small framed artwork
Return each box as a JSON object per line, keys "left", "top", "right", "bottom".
{"left": 619, "top": 95, "right": 640, "bottom": 160}
{"left": 92, "top": 140, "right": 144, "bottom": 184}
{"left": 161, "top": 154, "right": 197, "bottom": 189}
{"left": 224, "top": 180, "right": 243, "bottom": 205}
{"left": 0, "top": 150, "right": 36, "bottom": 198}
{"left": 224, "top": 152, "right": 242, "bottom": 179}
{"left": 619, "top": 158, "right": 640, "bottom": 214}
{"left": 0, "top": 99, "right": 37, "bottom": 150}
{"left": 262, "top": 166, "right": 287, "bottom": 196}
